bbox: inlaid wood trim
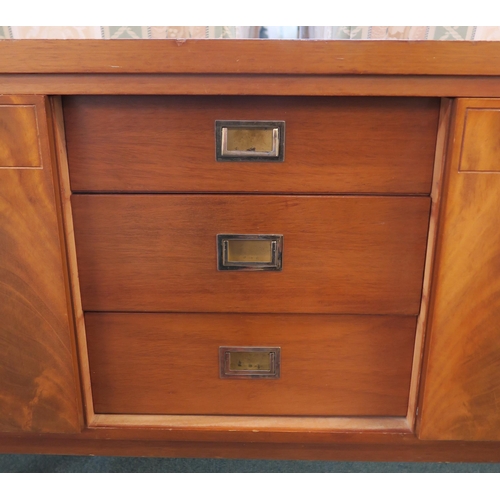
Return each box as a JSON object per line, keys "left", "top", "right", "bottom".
{"left": 406, "top": 98, "right": 452, "bottom": 430}
{"left": 50, "top": 97, "right": 95, "bottom": 427}
{"left": 1, "top": 75, "right": 500, "bottom": 97}
{"left": 0, "top": 103, "right": 42, "bottom": 169}
{"left": 90, "top": 414, "right": 411, "bottom": 434}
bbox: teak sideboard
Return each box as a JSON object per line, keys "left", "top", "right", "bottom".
{"left": 1, "top": 40, "right": 500, "bottom": 462}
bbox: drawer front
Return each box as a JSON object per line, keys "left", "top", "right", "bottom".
{"left": 72, "top": 194, "right": 430, "bottom": 314}
{"left": 86, "top": 313, "right": 416, "bottom": 416}
{"left": 64, "top": 96, "right": 439, "bottom": 194}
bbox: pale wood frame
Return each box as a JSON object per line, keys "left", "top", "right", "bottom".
{"left": 407, "top": 99, "right": 452, "bottom": 429}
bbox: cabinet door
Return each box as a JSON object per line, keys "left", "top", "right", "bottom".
{"left": 419, "top": 99, "right": 500, "bottom": 440}
{"left": 0, "top": 96, "right": 81, "bottom": 433}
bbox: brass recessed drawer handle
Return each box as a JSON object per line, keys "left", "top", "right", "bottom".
{"left": 215, "top": 120, "right": 285, "bottom": 161}
{"left": 217, "top": 234, "right": 283, "bottom": 271}
{"left": 219, "top": 347, "right": 281, "bottom": 379}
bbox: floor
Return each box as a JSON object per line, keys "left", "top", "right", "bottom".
{"left": 1, "top": 454, "right": 500, "bottom": 472}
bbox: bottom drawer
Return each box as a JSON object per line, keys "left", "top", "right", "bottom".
{"left": 86, "top": 313, "right": 416, "bottom": 417}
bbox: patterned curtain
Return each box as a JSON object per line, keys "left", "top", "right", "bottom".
{"left": 0, "top": 26, "right": 236, "bottom": 39}
{"left": 303, "top": 26, "right": 500, "bottom": 40}
{"left": 2, "top": 26, "right": 500, "bottom": 40}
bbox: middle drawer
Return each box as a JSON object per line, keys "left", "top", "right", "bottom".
{"left": 72, "top": 194, "right": 430, "bottom": 314}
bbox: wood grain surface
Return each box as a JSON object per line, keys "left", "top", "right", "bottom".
{"left": 3, "top": 428, "right": 500, "bottom": 462}
{"left": 64, "top": 96, "right": 438, "bottom": 194}
{"left": 459, "top": 107, "right": 500, "bottom": 172}
{"left": 0, "top": 104, "right": 41, "bottom": 168}
{"left": 2, "top": 40, "right": 500, "bottom": 76}
{"left": 86, "top": 313, "right": 416, "bottom": 416}
{"left": 90, "top": 414, "right": 410, "bottom": 433}
{"left": 2, "top": 42, "right": 500, "bottom": 457}
{"left": 51, "top": 97, "right": 95, "bottom": 425}
{"left": 2, "top": 75, "right": 500, "bottom": 98}
{"left": 419, "top": 99, "right": 500, "bottom": 441}
{"left": 72, "top": 195, "right": 430, "bottom": 315}
{"left": 406, "top": 99, "right": 452, "bottom": 429}
{"left": 0, "top": 96, "right": 81, "bottom": 433}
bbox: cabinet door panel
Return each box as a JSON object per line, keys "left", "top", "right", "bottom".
{"left": 419, "top": 99, "right": 500, "bottom": 441}
{"left": 0, "top": 96, "right": 81, "bottom": 433}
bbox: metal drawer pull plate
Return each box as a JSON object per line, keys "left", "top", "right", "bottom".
{"left": 217, "top": 234, "right": 283, "bottom": 271}
{"left": 219, "top": 347, "right": 281, "bottom": 379}
{"left": 215, "top": 120, "right": 285, "bottom": 162}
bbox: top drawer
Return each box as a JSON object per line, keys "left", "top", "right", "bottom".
{"left": 64, "top": 96, "right": 439, "bottom": 194}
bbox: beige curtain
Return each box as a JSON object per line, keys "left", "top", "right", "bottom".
{"left": 301, "top": 26, "right": 500, "bottom": 40}
{"left": 0, "top": 26, "right": 236, "bottom": 39}
{"left": 3, "top": 26, "right": 500, "bottom": 40}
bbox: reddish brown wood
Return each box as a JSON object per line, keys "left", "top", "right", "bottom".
{"left": 64, "top": 96, "right": 438, "bottom": 194}
{"left": 72, "top": 195, "right": 430, "bottom": 315}
{"left": 2, "top": 75, "right": 500, "bottom": 98}
{"left": 2, "top": 40, "right": 500, "bottom": 76}
{"left": 4, "top": 42, "right": 500, "bottom": 458}
{"left": 406, "top": 99, "right": 452, "bottom": 429}
{"left": 2, "top": 430, "right": 500, "bottom": 462}
{"left": 86, "top": 313, "right": 416, "bottom": 416}
{"left": 418, "top": 99, "right": 500, "bottom": 441}
{"left": 50, "top": 97, "right": 95, "bottom": 425}
{"left": 1, "top": 423, "right": 413, "bottom": 445}
{"left": 0, "top": 96, "right": 81, "bottom": 433}
{"left": 459, "top": 106, "right": 500, "bottom": 172}
{"left": 0, "top": 103, "right": 40, "bottom": 167}
{"left": 90, "top": 414, "right": 410, "bottom": 433}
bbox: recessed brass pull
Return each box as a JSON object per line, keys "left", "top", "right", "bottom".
{"left": 219, "top": 347, "right": 281, "bottom": 379}
{"left": 226, "top": 128, "right": 277, "bottom": 155}
{"left": 217, "top": 234, "right": 283, "bottom": 271}
{"left": 227, "top": 239, "right": 273, "bottom": 264}
{"left": 215, "top": 120, "right": 285, "bottom": 162}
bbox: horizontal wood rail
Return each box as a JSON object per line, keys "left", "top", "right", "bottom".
{"left": 2, "top": 40, "right": 500, "bottom": 75}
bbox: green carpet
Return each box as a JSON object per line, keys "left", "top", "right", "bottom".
{"left": 1, "top": 454, "right": 500, "bottom": 472}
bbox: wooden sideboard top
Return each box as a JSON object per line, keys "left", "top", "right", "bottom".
{"left": 1, "top": 40, "right": 500, "bottom": 97}
{"left": 1, "top": 39, "right": 500, "bottom": 75}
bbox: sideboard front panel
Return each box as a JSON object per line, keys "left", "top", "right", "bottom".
{"left": 419, "top": 98, "right": 500, "bottom": 441}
